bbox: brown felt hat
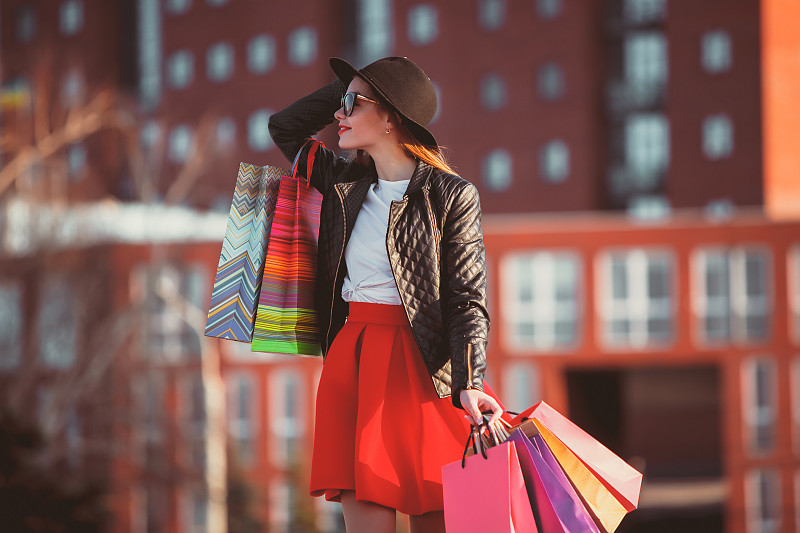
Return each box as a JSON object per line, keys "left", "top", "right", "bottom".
{"left": 330, "top": 56, "right": 438, "bottom": 148}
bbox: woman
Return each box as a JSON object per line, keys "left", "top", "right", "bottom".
{"left": 268, "top": 56, "right": 502, "bottom": 533}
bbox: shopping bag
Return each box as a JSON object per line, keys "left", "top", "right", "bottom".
{"left": 204, "top": 162, "right": 284, "bottom": 341}
{"left": 510, "top": 402, "right": 642, "bottom": 532}
{"left": 251, "top": 139, "right": 323, "bottom": 355}
{"left": 442, "top": 440, "right": 539, "bottom": 533}
{"left": 509, "top": 430, "right": 600, "bottom": 533}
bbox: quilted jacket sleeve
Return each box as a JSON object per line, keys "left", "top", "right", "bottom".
{"left": 443, "top": 180, "right": 490, "bottom": 408}
{"left": 267, "top": 80, "right": 349, "bottom": 194}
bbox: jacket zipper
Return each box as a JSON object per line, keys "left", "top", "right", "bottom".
{"left": 466, "top": 343, "right": 473, "bottom": 388}
{"left": 326, "top": 185, "right": 347, "bottom": 349}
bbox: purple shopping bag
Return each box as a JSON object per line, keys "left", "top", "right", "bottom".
{"left": 509, "top": 430, "right": 601, "bottom": 533}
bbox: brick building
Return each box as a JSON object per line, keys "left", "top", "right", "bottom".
{"left": 2, "top": 0, "right": 799, "bottom": 532}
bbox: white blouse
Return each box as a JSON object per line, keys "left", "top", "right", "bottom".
{"left": 341, "top": 178, "right": 411, "bottom": 304}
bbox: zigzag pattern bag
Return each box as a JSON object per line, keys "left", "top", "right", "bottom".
{"left": 204, "top": 163, "right": 284, "bottom": 341}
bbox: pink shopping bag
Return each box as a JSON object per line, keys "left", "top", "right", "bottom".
{"left": 442, "top": 440, "right": 538, "bottom": 533}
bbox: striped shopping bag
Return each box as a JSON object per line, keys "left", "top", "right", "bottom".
{"left": 251, "top": 139, "right": 323, "bottom": 356}
{"left": 204, "top": 163, "right": 284, "bottom": 341}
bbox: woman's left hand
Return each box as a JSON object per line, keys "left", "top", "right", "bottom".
{"left": 459, "top": 388, "right": 503, "bottom": 430}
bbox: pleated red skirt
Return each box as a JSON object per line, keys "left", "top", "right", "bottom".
{"left": 309, "top": 302, "right": 474, "bottom": 515}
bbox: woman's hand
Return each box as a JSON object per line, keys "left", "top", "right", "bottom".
{"left": 459, "top": 388, "right": 502, "bottom": 429}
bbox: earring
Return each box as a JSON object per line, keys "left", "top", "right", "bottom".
{"left": 385, "top": 129, "right": 391, "bottom": 135}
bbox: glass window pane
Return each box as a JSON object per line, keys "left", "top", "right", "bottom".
{"left": 481, "top": 73, "right": 508, "bottom": 111}
{"left": 611, "top": 257, "right": 628, "bottom": 300}
{"left": 248, "top": 109, "right": 273, "bottom": 152}
{"left": 408, "top": 4, "right": 438, "bottom": 45}
{"left": 536, "top": 0, "right": 562, "bottom": 19}
{"left": 288, "top": 26, "right": 317, "bottom": 66}
{"left": 248, "top": 34, "right": 276, "bottom": 74}
{"left": 701, "top": 30, "right": 732, "bottom": 73}
{"left": 703, "top": 114, "right": 734, "bottom": 160}
{"left": 537, "top": 62, "right": 565, "bottom": 101}
{"left": 647, "top": 258, "right": 670, "bottom": 299}
{"left": 482, "top": 148, "right": 512, "bottom": 191}
{"left": 0, "top": 282, "right": 23, "bottom": 370}
{"left": 540, "top": 140, "right": 570, "bottom": 183}
{"left": 479, "top": 0, "right": 506, "bottom": 30}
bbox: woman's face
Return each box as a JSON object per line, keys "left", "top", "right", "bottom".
{"left": 334, "top": 77, "right": 389, "bottom": 152}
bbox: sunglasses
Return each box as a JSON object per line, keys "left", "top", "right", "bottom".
{"left": 341, "top": 92, "right": 380, "bottom": 116}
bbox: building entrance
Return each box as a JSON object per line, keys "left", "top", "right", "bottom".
{"left": 566, "top": 365, "right": 724, "bottom": 533}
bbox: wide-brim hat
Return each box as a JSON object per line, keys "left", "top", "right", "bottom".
{"left": 330, "top": 56, "right": 438, "bottom": 148}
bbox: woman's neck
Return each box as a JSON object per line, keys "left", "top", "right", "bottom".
{"left": 369, "top": 143, "right": 417, "bottom": 182}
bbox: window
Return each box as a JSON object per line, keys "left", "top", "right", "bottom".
{"left": 479, "top": 0, "right": 506, "bottom": 30}
{"left": 216, "top": 117, "right": 236, "bottom": 148}
{"left": 742, "top": 357, "right": 777, "bottom": 455}
{"left": 288, "top": 27, "right": 317, "bottom": 67}
{"left": 503, "top": 362, "right": 541, "bottom": 412}
{"left": 623, "top": 0, "right": 666, "bottom": 24}
{"left": 482, "top": 149, "right": 512, "bottom": 191}
{"left": 539, "top": 140, "right": 570, "bottom": 183}
{"left": 790, "top": 246, "right": 800, "bottom": 343}
{"left": 207, "top": 42, "right": 234, "bottom": 82}
{"left": 65, "top": 411, "right": 81, "bottom": 468}
{"left": 37, "top": 277, "right": 78, "bottom": 368}
{"left": 182, "top": 485, "right": 207, "bottom": 533}
{"left": 536, "top": 0, "right": 562, "bottom": 19}
{"left": 0, "top": 281, "right": 23, "bottom": 370}
{"left": 206, "top": 0, "right": 229, "bottom": 5}
{"left": 228, "top": 372, "right": 258, "bottom": 466}
{"left": 180, "top": 373, "right": 206, "bottom": 470}
{"left": 358, "top": 0, "right": 392, "bottom": 63}
{"left": 167, "top": 50, "right": 194, "bottom": 89}
{"left": 537, "top": 62, "right": 564, "bottom": 101}
{"left": 625, "top": 32, "right": 668, "bottom": 88}
{"left": 745, "top": 469, "right": 781, "bottom": 533}
{"left": 168, "top": 125, "right": 194, "bottom": 163}
{"left": 481, "top": 73, "right": 507, "bottom": 110}
{"left": 702, "top": 30, "right": 732, "bottom": 74}
{"left": 792, "top": 358, "right": 800, "bottom": 454}
{"left": 247, "top": 34, "right": 276, "bottom": 74}
{"left": 16, "top": 4, "right": 36, "bottom": 43}
{"left": 132, "top": 374, "right": 166, "bottom": 469}
{"left": 703, "top": 114, "right": 734, "bottom": 160}
{"left": 504, "top": 252, "right": 581, "bottom": 350}
{"left": 248, "top": 109, "right": 273, "bottom": 152}
{"left": 131, "top": 263, "right": 206, "bottom": 360}
{"left": 68, "top": 143, "right": 87, "bottom": 181}
{"left": 270, "top": 370, "right": 305, "bottom": 467}
{"left": 138, "top": 0, "right": 162, "bottom": 109}
{"left": 693, "top": 247, "right": 771, "bottom": 344}
{"left": 598, "top": 249, "right": 674, "bottom": 348}
{"left": 624, "top": 113, "right": 670, "bottom": 183}
{"left": 140, "top": 120, "right": 162, "bottom": 151}
{"left": 61, "top": 70, "right": 86, "bottom": 109}
{"left": 165, "top": 0, "right": 191, "bottom": 14}
{"left": 408, "top": 4, "right": 438, "bottom": 45}
{"left": 59, "top": 0, "right": 83, "bottom": 35}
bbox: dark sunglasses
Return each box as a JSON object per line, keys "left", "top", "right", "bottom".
{"left": 341, "top": 92, "right": 380, "bottom": 116}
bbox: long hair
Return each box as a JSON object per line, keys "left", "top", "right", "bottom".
{"left": 353, "top": 118, "right": 458, "bottom": 176}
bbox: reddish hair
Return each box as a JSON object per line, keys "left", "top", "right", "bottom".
{"left": 354, "top": 120, "right": 457, "bottom": 176}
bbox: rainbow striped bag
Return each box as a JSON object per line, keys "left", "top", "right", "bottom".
{"left": 251, "top": 139, "right": 323, "bottom": 356}
{"left": 204, "top": 163, "right": 284, "bottom": 341}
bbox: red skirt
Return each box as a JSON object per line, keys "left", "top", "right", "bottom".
{"left": 309, "top": 302, "right": 474, "bottom": 515}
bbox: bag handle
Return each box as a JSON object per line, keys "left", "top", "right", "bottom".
{"left": 291, "top": 138, "right": 325, "bottom": 187}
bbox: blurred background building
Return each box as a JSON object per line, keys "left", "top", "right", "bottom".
{"left": 1, "top": 0, "right": 799, "bottom": 532}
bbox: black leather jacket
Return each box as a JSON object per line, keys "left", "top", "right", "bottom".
{"left": 268, "top": 80, "right": 489, "bottom": 408}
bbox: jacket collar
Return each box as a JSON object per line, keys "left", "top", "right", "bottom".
{"left": 404, "top": 159, "right": 434, "bottom": 196}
